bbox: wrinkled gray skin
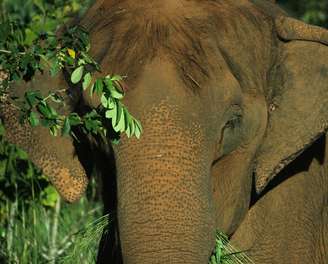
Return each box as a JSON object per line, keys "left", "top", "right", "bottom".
{"left": 1, "top": 1, "right": 328, "bottom": 263}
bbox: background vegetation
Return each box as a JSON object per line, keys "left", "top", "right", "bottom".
{"left": 278, "top": 0, "right": 328, "bottom": 27}
{"left": 0, "top": 0, "right": 327, "bottom": 263}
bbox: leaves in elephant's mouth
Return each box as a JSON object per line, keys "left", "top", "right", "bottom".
{"left": 209, "top": 231, "right": 254, "bottom": 264}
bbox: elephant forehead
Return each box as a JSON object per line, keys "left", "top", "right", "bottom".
{"left": 102, "top": 0, "right": 209, "bottom": 20}
{"left": 130, "top": 55, "right": 242, "bottom": 108}
{"left": 82, "top": 0, "right": 269, "bottom": 94}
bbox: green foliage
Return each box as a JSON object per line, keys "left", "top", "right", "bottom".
{"left": 278, "top": 0, "right": 328, "bottom": 27}
{"left": 0, "top": 196, "right": 103, "bottom": 263}
{"left": 0, "top": 0, "right": 91, "bottom": 85}
{"left": 209, "top": 231, "right": 253, "bottom": 264}
{"left": 0, "top": 1, "right": 107, "bottom": 263}
{"left": 59, "top": 214, "right": 110, "bottom": 263}
{"left": 0, "top": 19, "right": 142, "bottom": 140}
{"left": 0, "top": 0, "right": 91, "bottom": 30}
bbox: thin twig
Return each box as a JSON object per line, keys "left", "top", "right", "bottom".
{"left": 0, "top": 49, "right": 26, "bottom": 55}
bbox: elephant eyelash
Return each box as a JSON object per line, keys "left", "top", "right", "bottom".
{"left": 215, "top": 113, "right": 243, "bottom": 159}
{"left": 224, "top": 114, "right": 242, "bottom": 130}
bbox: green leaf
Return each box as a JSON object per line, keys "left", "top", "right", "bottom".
{"left": 105, "top": 110, "right": 113, "bottom": 119}
{"left": 49, "top": 93, "right": 64, "bottom": 104}
{"left": 71, "top": 65, "right": 84, "bottom": 84}
{"left": 40, "top": 186, "right": 59, "bottom": 208}
{"left": 101, "top": 94, "right": 108, "bottom": 108}
{"left": 107, "top": 97, "right": 115, "bottom": 109}
{"left": 134, "top": 119, "right": 142, "bottom": 139}
{"left": 24, "top": 28, "right": 38, "bottom": 46}
{"left": 28, "top": 111, "right": 40, "bottom": 127}
{"left": 82, "top": 72, "right": 92, "bottom": 90}
{"left": 25, "top": 91, "right": 42, "bottom": 107}
{"left": 50, "top": 125, "right": 59, "bottom": 136}
{"left": 68, "top": 113, "right": 82, "bottom": 126}
{"left": 104, "top": 78, "right": 124, "bottom": 99}
{"left": 105, "top": 101, "right": 117, "bottom": 125}
{"left": 115, "top": 105, "right": 126, "bottom": 132}
{"left": 48, "top": 105, "right": 58, "bottom": 117}
{"left": 78, "top": 58, "right": 86, "bottom": 66}
{"left": 111, "top": 75, "right": 123, "bottom": 81}
{"left": 113, "top": 102, "right": 123, "bottom": 130}
{"left": 125, "top": 123, "right": 131, "bottom": 138}
{"left": 104, "top": 77, "right": 114, "bottom": 90}
{"left": 129, "top": 116, "right": 135, "bottom": 137}
{"left": 111, "top": 138, "right": 120, "bottom": 145}
{"left": 110, "top": 86, "right": 124, "bottom": 99}
{"left": 94, "top": 79, "right": 104, "bottom": 96}
{"left": 37, "top": 102, "right": 52, "bottom": 118}
{"left": 62, "top": 117, "right": 71, "bottom": 136}
{"left": 124, "top": 109, "right": 131, "bottom": 138}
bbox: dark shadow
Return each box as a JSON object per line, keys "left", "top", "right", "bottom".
{"left": 95, "top": 148, "right": 122, "bottom": 264}
{"left": 72, "top": 99, "right": 122, "bottom": 263}
{"left": 250, "top": 134, "right": 326, "bottom": 207}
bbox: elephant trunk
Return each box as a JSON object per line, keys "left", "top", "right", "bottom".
{"left": 113, "top": 120, "right": 216, "bottom": 263}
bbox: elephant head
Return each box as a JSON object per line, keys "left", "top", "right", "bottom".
{"left": 77, "top": 0, "right": 328, "bottom": 262}
{"left": 2, "top": 0, "right": 328, "bottom": 263}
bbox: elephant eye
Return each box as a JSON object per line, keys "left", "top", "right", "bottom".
{"left": 219, "top": 113, "right": 243, "bottom": 156}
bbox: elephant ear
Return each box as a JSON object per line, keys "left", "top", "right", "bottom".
{"left": 255, "top": 16, "right": 328, "bottom": 193}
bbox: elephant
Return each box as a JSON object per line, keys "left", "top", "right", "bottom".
{"left": 1, "top": 0, "right": 328, "bottom": 263}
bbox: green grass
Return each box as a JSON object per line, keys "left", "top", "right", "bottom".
{"left": 209, "top": 231, "right": 254, "bottom": 264}
{"left": 0, "top": 198, "right": 253, "bottom": 264}
{"left": 0, "top": 196, "right": 103, "bottom": 264}
{"left": 58, "top": 214, "right": 110, "bottom": 264}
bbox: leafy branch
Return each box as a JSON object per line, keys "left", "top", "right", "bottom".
{"left": 0, "top": 19, "right": 142, "bottom": 143}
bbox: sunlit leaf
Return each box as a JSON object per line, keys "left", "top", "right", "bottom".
{"left": 115, "top": 105, "right": 125, "bottom": 132}
{"left": 50, "top": 125, "right": 59, "bottom": 136}
{"left": 101, "top": 94, "right": 108, "bottom": 108}
{"left": 83, "top": 72, "right": 92, "bottom": 90}
{"left": 106, "top": 100, "right": 117, "bottom": 122}
{"left": 134, "top": 119, "right": 142, "bottom": 139}
{"left": 49, "top": 93, "right": 64, "bottom": 104}
{"left": 113, "top": 102, "right": 123, "bottom": 131}
{"left": 67, "top": 48, "right": 76, "bottom": 59}
{"left": 71, "top": 65, "right": 84, "bottom": 84}
{"left": 107, "top": 97, "right": 115, "bottom": 109}
{"left": 111, "top": 75, "right": 122, "bottom": 81}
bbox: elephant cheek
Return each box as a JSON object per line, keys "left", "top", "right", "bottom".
{"left": 211, "top": 150, "right": 254, "bottom": 235}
